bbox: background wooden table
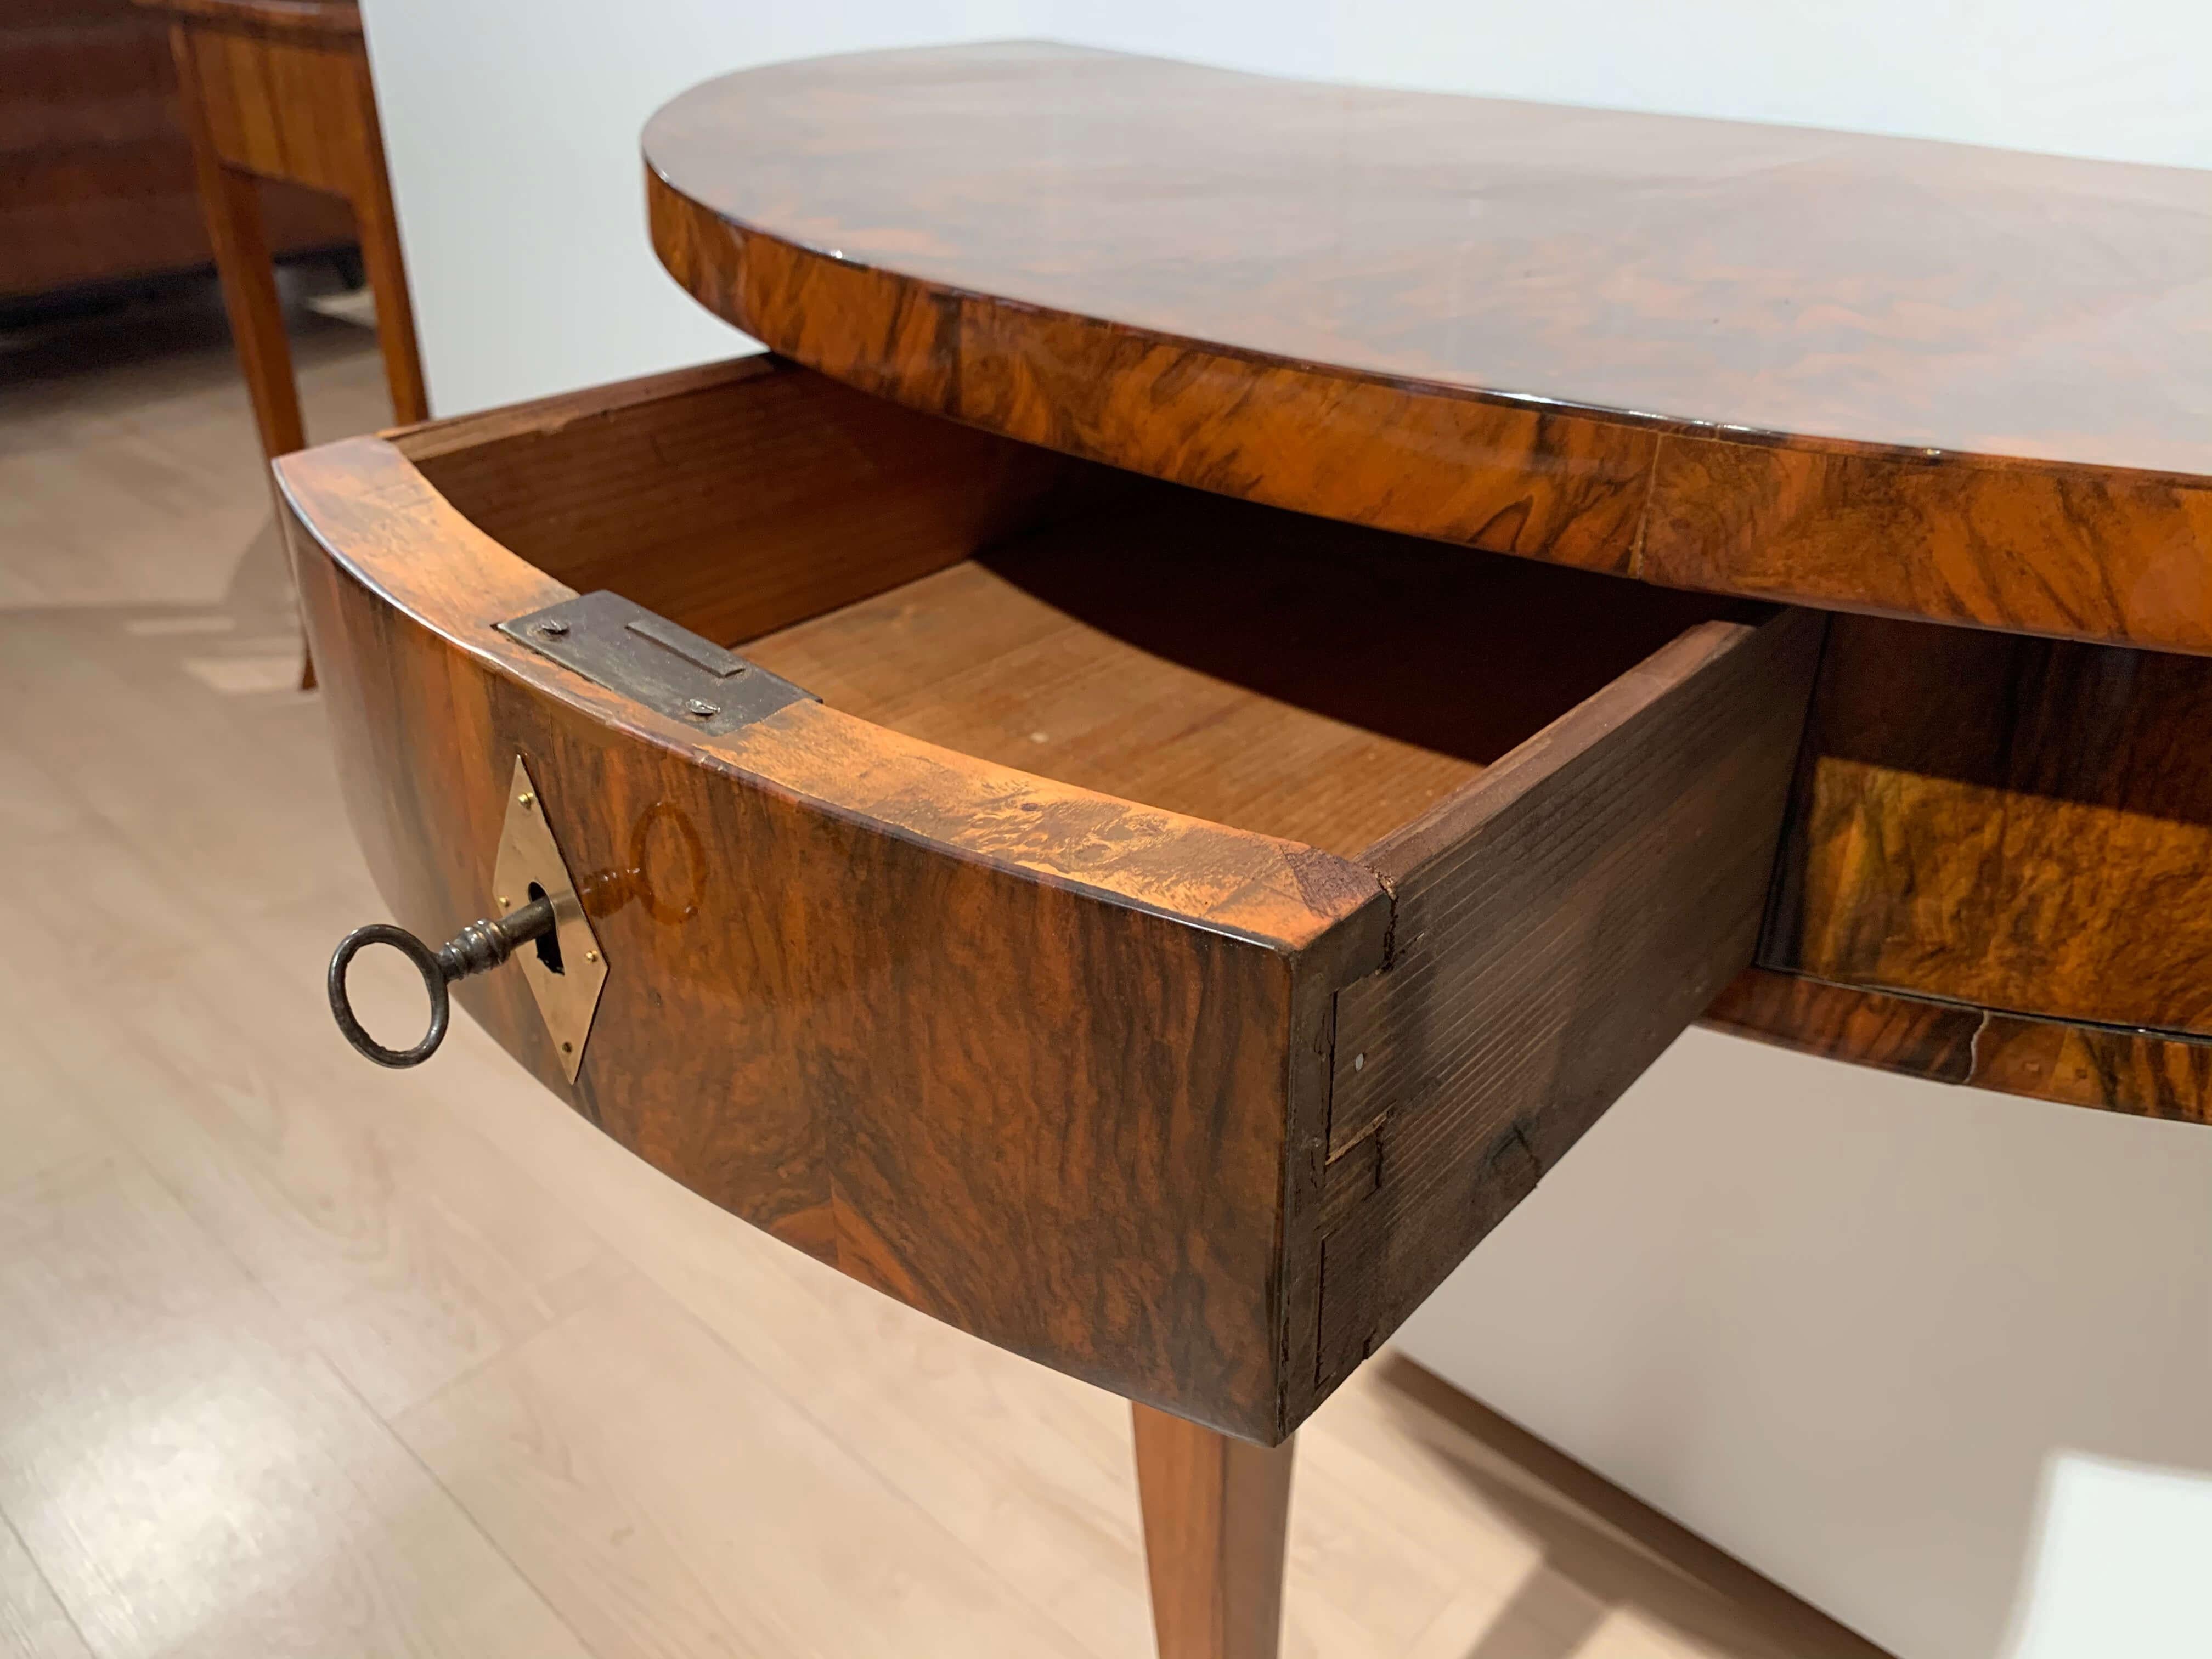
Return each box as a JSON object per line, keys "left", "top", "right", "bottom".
{"left": 138, "top": 0, "right": 425, "bottom": 460}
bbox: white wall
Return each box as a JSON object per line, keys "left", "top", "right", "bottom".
{"left": 363, "top": 0, "right": 1028, "bottom": 414}
{"left": 361, "top": 4, "right": 2212, "bottom": 1655}
{"left": 1038, "top": 0, "right": 2212, "bottom": 170}
{"left": 1394, "top": 1032, "right": 2212, "bottom": 1658}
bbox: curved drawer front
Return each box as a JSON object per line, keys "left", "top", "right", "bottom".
{"left": 280, "top": 357, "right": 1820, "bottom": 1441}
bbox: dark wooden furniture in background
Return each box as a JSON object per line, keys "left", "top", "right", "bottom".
{"left": 0, "top": 0, "right": 351, "bottom": 300}
{"left": 136, "top": 0, "right": 425, "bottom": 462}
{"left": 285, "top": 43, "right": 2212, "bottom": 1659}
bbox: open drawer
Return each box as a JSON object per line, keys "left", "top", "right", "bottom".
{"left": 279, "top": 356, "right": 1821, "bottom": 1443}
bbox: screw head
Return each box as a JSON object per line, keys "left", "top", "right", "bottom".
{"left": 517, "top": 792, "right": 535, "bottom": 808}
{"left": 560, "top": 1041, "right": 573, "bottom": 1054}
{"left": 584, "top": 950, "right": 599, "bottom": 964}
{"left": 496, "top": 895, "right": 509, "bottom": 909}
{"left": 536, "top": 619, "right": 569, "bottom": 637}
{"left": 684, "top": 699, "right": 719, "bottom": 720}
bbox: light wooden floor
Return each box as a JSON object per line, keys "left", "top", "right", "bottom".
{"left": 0, "top": 282, "right": 1888, "bottom": 1659}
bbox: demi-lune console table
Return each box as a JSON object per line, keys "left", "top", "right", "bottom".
{"left": 286, "top": 44, "right": 2211, "bottom": 1658}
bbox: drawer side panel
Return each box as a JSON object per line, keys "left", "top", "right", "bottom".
{"left": 1309, "top": 610, "right": 1824, "bottom": 1401}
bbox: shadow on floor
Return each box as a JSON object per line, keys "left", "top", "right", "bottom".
{"left": 1374, "top": 1356, "right": 1893, "bottom": 1659}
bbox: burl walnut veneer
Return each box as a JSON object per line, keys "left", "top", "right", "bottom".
{"left": 283, "top": 44, "right": 2210, "bottom": 1659}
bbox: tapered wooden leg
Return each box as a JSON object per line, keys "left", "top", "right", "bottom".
{"left": 168, "top": 24, "right": 316, "bottom": 685}
{"left": 346, "top": 61, "right": 430, "bottom": 426}
{"left": 170, "top": 29, "right": 305, "bottom": 460}
{"left": 1131, "top": 1403, "right": 1295, "bottom": 1659}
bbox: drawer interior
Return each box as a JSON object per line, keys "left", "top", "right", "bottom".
{"left": 398, "top": 359, "right": 1753, "bottom": 858}
{"left": 740, "top": 495, "right": 1747, "bottom": 857}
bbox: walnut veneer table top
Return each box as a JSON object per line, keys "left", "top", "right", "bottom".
{"left": 648, "top": 41, "right": 2211, "bottom": 477}
{"left": 644, "top": 42, "right": 2212, "bottom": 653}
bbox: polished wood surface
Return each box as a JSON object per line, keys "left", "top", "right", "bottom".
{"left": 147, "top": 0, "right": 425, "bottom": 460}
{"left": 272, "top": 48, "right": 2212, "bottom": 1650}
{"left": 1702, "top": 605, "right": 2212, "bottom": 1121}
{"left": 646, "top": 42, "right": 2212, "bottom": 653}
{"left": 145, "top": 0, "right": 363, "bottom": 34}
{"left": 284, "top": 434, "right": 1384, "bottom": 1443}
{"left": 639, "top": 46, "right": 2212, "bottom": 1125}
{"left": 1132, "top": 1404, "right": 1295, "bottom": 1659}
{"left": 171, "top": 49, "right": 300, "bottom": 455}
{"left": 1706, "top": 971, "right": 2212, "bottom": 1125}
{"left": 1766, "top": 613, "right": 2212, "bottom": 1035}
{"left": 278, "top": 356, "right": 1814, "bottom": 1442}
{"left": 0, "top": 0, "right": 351, "bottom": 299}
{"left": 1705, "top": 972, "right": 1983, "bottom": 1086}
{"left": 1, "top": 297, "right": 1879, "bottom": 1658}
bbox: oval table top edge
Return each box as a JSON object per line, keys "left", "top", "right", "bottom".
{"left": 641, "top": 44, "right": 2212, "bottom": 654}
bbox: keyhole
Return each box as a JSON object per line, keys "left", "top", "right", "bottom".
{"left": 527, "top": 883, "right": 565, "bottom": 974}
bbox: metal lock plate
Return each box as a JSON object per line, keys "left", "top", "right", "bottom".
{"left": 496, "top": 591, "right": 814, "bottom": 737}
{"left": 492, "top": 755, "right": 607, "bottom": 1083}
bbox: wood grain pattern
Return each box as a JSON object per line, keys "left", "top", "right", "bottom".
{"left": 649, "top": 168, "right": 1657, "bottom": 581}
{"left": 1641, "top": 437, "right": 2212, "bottom": 653}
{"left": 744, "top": 562, "right": 1474, "bottom": 861}
{"left": 280, "top": 357, "right": 1814, "bottom": 1438}
{"left": 169, "top": 29, "right": 302, "bottom": 456}
{"left": 279, "top": 425, "right": 1393, "bottom": 1441}
{"left": 1766, "top": 613, "right": 2212, "bottom": 1037}
{"left": 0, "top": 0, "right": 352, "bottom": 300}
{"left": 1705, "top": 969, "right": 2212, "bottom": 1125}
{"left": 1701, "top": 969, "right": 1980, "bottom": 1086}
{"left": 391, "top": 356, "right": 1124, "bottom": 650}
{"left": 154, "top": 0, "right": 419, "bottom": 688}
{"left": 332, "top": 24, "right": 422, "bottom": 428}
{"left": 644, "top": 42, "right": 2212, "bottom": 653}
{"left": 1312, "top": 610, "right": 1824, "bottom": 1396}
{"left": 739, "top": 483, "right": 1747, "bottom": 859}
{"left": 1970, "top": 1014, "right": 2212, "bottom": 1124}
{"left": 1132, "top": 1403, "right": 1295, "bottom": 1659}
{"left": 0, "top": 277, "right": 1942, "bottom": 1659}
{"left": 137, "top": 0, "right": 360, "bottom": 37}
{"left": 151, "top": 0, "right": 426, "bottom": 441}
{"left": 171, "top": 21, "right": 363, "bottom": 196}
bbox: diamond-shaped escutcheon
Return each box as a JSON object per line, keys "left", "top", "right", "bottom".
{"left": 490, "top": 755, "right": 607, "bottom": 1082}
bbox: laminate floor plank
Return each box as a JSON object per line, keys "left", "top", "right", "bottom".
{"left": 0, "top": 1511, "right": 92, "bottom": 1659}
{"left": 0, "top": 722, "right": 620, "bottom": 1423}
{"left": 0, "top": 1148, "right": 590, "bottom": 1659}
{"left": 0, "top": 286, "right": 1886, "bottom": 1659}
{"left": 397, "top": 1268, "right": 1110, "bottom": 1659}
{"left": 0, "top": 281, "right": 387, "bottom": 611}
{"left": 375, "top": 1017, "right": 1161, "bottom": 1659}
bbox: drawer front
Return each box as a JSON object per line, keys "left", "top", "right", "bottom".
{"left": 280, "top": 389, "right": 1390, "bottom": 1443}
{"left": 282, "top": 358, "right": 1819, "bottom": 1442}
